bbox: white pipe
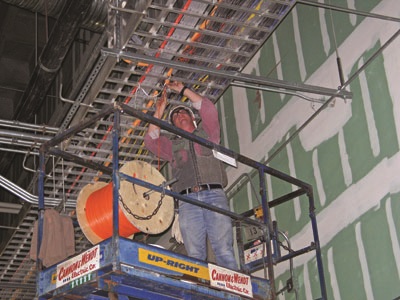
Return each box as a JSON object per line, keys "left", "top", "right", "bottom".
{"left": 0, "top": 175, "right": 75, "bottom": 208}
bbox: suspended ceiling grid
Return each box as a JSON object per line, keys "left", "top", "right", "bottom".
{"left": 0, "top": 1, "right": 298, "bottom": 299}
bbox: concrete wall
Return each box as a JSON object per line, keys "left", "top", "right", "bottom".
{"left": 220, "top": 1, "right": 400, "bottom": 299}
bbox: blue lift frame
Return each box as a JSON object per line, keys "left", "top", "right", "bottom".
{"left": 36, "top": 103, "right": 327, "bottom": 299}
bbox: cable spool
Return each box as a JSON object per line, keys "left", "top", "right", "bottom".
{"left": 76, "top": 160, "right": 174, "bottom": 244}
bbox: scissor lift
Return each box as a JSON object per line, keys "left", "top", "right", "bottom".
{"left": 36, "top": 103, "right": 326, "bottom": 299}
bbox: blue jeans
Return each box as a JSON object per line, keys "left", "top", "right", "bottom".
{"left": 179, "top": 188, "right": 237, "bottom": 270}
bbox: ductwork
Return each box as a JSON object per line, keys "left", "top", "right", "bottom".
{"left": 2, "top": 0, "right": 108, "bottom": 32}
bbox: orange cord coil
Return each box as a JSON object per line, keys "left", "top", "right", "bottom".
{"left": 76, "top": 160, "right": 174, "bottom": 244}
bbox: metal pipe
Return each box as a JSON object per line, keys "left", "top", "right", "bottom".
{"left": 1, "top": 175, "right": 40, "bottom": 200}
{"left": 0, "top": 119, "right": 58, "bottom": 133}
{"left": 269, "top": 189, "right": 307, "bottom": 208}
{"left": 307, "top": 190, "right": 327, "bottom": 300}
{"left": 231, "top": 82, "right": 327, "bottom": 103}
{"left": 276, "top": 230, "right": 298, "bottom": 299}
{"left": 259, "top": 167, "right": 276, "bottom": 298}
{"left": 0, "top": 175, "right": 73, "bottom": 208}
{"left": 0, "top": 129, "right": 52, "bottom": 142}
{"left": 112, "top": 106, "right": 121, "bottom": 261}
{"left": 103, "top": 48, "right": 353, "bottom": 99}
{"left": 275, "top": 244, "right": 316, "bottom": 263}
{"left": 37, "top": 150, "right": 45, "bottom": 270}
{"left": 0, "top": 138, "right": 41, "bottom": 148}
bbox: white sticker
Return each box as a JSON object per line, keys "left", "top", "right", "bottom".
{"left": 56, "top": 245, "right": 100, "bottom": 288}
{"left": 208, "top": 264, "right": 253, "bottom": 298}
{"left": 244, "top": 242, "right": 268, "bottom": 264}
{"left": 212, "top": 150, "right": 237, "bottom": 167}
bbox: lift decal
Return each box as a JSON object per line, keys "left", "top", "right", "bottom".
{"left": 138, "top": 248, "right": 210, "bottom": 280}
{"left": 55, "top": 245, "right": 100, "bottom": 288}
{"left": 208, "top": 264, "right": 253, "bottom": 298}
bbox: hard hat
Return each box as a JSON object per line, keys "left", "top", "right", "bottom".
{"left": 168, "top": 105, "right": 196, "bottom": 126}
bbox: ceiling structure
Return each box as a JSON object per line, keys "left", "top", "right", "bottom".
{"left": 1, "top": 0, "right": 395, "bottom": 299}
{"left": 0, "top": 1, "right": 300, "bottom": 298}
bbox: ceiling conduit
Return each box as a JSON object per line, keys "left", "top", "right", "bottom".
{"left": 0, "top": 0, "right": 106, "bottom": 174}
{"left": 0, "top": 175, "right": 70, "bottom": 208}
{"left": 0, "top": 0, "right": 107, "bottom": 257}
{"left": 12, "top": 0, "right": 105, "bottom": 123}
{"left": 2, "top": 0, "right": 108, "bottom": 32}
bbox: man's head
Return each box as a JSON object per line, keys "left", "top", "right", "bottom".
{"left": 168, "top": 105, "right": 197, "bottom": 132}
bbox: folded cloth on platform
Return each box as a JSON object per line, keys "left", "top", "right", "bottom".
{"left": 30, "top": 208, "right": 75, "bottom": 267}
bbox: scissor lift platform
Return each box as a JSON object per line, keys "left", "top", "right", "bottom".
{"left": 38, "top": 237, "right": 271, "bottom": 299}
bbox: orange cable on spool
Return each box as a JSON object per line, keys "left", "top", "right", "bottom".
{"left": 85, "top": 182, "right": 140, "bottom": 240}
{"left": 76, "top": 161, "right": 174, "bottom": 244}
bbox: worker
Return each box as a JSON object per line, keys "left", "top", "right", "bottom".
{"left": 144, "top": 82, "right": 237, "bottom": 270}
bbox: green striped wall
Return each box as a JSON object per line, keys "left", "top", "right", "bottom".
{"left": 220, "top": 0, "right": 400, "bottom": 299}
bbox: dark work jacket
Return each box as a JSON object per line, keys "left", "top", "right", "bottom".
{"left": 171, "top": 125, "right": 227, "bottom": 194}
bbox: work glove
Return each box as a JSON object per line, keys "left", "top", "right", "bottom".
{"left": 171, "top": 212, "right": 183, "bottom": 244}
